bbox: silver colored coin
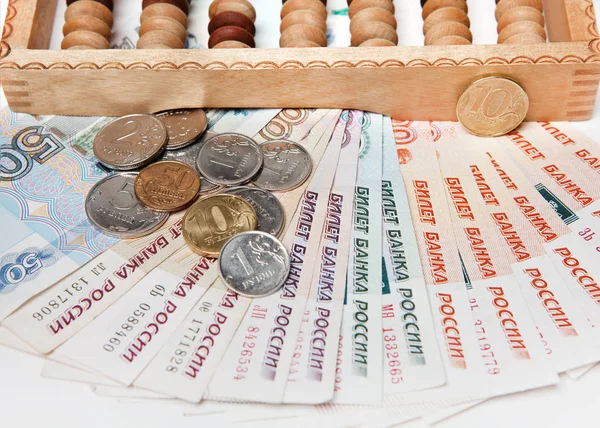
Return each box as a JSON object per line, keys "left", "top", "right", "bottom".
{"left": 85, "top": 172, "right": 169, "bottom": 238}
{"left": 252, "top": 140, "right": 312, "bottom": 192}
{"left": 196, "top": 133, "right": 263, "bottom": 186}
{"left": 223, "top": 187, "right": 285, "bottom": 236}
{"left": 155, "top": 108, "right": 208, "bottom": 150}
{"left": 219, "top": 231, "right": 291, "bottom": 298}
{"left": 93, "top": 114, "right": 168, "bottom": 170}
{"left": 159, "top": 131, "right": 223, "bottom": 195}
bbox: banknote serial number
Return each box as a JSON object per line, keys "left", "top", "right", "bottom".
{"left": 31, "top": 263, "right": 107, "bottom": 321}
{"left": 165, "top": 301, "right": 212, "bottom": 374}
{"left": 382, "top": 327, "right": 403, "bottom": 384}
{"left": 233, "top": 326, "right": 259, "bottom": 381}
{"left": 32, "top": 278, "right": 89, "bottom": 321}
{"left": 472, "top": 298, "right": 500, "bottom": 375}
{"left": 103, "top": 303, "right": 151, "bottom": 352}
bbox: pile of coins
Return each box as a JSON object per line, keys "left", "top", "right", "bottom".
{"left": 89, "top": 110, "right": 313, "bottom": 297}
{"left": 62, "top": 0, "right": 114, "bottom": 50}
{"left": 280, "top": 0, "right": 328, "bottom": 48}
{"left": 208, "top": 0, "right": 257, "bottom": 49}
{"left": 348, "top": 0, "right": 398, "bottom": 47}
{"left": 138, "top": 0, "right": 191, "bottom": 49}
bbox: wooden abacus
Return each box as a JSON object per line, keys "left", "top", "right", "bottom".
{"left": 0, "top": 0, "right": 599, "bottom": 122}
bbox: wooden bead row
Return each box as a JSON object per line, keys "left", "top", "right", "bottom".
{"left": 208, "top": 0, "right": 257, "bottom": 49}
{"left": 62, "top": 0, "right": 114, "bottom": 49}
{"left": 138, "top": 1, "right": 190, "bottom": 49}
{"left": 348, "top": 0, "right": 397, "bottom": 47}
{"left": 421, "top": 0, "right": 472, "bottom": 46}
{"left": 495, "top": 0, "right": 546, "bottom": 44}
{"left": 280, "top": 0, "right": 328, "bottom": 48}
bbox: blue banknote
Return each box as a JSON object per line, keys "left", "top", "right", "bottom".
{"left": 0, "top": 98, "right": 116, "bottom": 317}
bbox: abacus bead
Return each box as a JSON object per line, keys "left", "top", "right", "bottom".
{"left": 281, "top": 0, "right": 327, "bottom": 20}
{"left": 208, "top": 26, "right": 256, "bottom": 48}
{"left": 67, "top": 0, "right": 113, "bottom": 11}
{"left": 139, "top": 16, "right": 188, "bottom": 43}
{"left": 350, "top": 7, "right": 397, "bottom": 33}
{"left": 424, "top": 21, "right": 472, "bottom": 45}
{"left": 423, "top": 7, "right": 469, "bottom": 35}
{"left": 503, "top": 32, "right": 546, "bottom": 44}
{"left": 209, "top": 0, "right": 256, "bottom": 22}
{"left": 498, "top": 20, "right": 546, "bottom": 43}
{"left": 280, "top": 24, "right": 327, "bottom": 47}
{"left": 348, "top": 0, "right": 395, "bottom": 19}
{"left": 350, "top": 21, "right": 397, "bottom": 46}
{"left": 497, "top": 6, "right": 544, "bottom": 33}
{"left": 282, "top": 40, "right": 322, "bottom": 48}
{"left": 61, "top": 30, "right": 110, "bottom": 49}
{"left": 142, "top": 0, "right": 189, "bottom": 15}
{"left": 422, "top": 0, "right": 468, "bottom": 20}
{"left": 495, "top": 0, "right": 543, "bottom": 20}
{"left": 209, "top": 11, "right": 256, "bottom": 36}
{"left": 280, "top": 10, "right": 327, "bottom": 34}
{"left": 66, "top": 45, "right": 97, "bottom": 49}
{"left": 137, "top": 30, "right": 185, "bottom": 48}
{"left": 62, "top": 16, "right": 112, "bottom": 40}
{"left": 358, "top": 38, "right": 396, "bottom": 47}
{"left": 141, "top": 3, "right": 188, "bottom": 27}
{"left": 65, "top": 1, "right": 114, "bottom": 27}
{"left": 431, "top": 35, "right": 471, "bottom": 45}
{"left": 213, "top": 40, "right": 251, "bottom": 48}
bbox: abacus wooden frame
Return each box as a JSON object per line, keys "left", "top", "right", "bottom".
{"left": 0, "top": 0, "right": 599, "bottom": 121}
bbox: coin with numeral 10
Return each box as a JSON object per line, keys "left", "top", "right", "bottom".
{"left": 85, "top": 173, "right": 169, "bottom": 238}
{"left": 456, "top": 76, "right": 529, "bottom": 137}
{"left": 219, "top": 231, "right": 291, "bottom": 298}
{"left": 182, "top": 194, "right": 258, "bottom": 258}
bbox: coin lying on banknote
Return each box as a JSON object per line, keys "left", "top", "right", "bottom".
{"left": 158, "top": 130, "right": 224, "bottom": 195}
{"left": 182, "top": 194, "right": 258, "bottom": 257}
{"left": 155, "top": 108, "right": 208, "bottom": 150}
{"left": 85, "top": 172, "right": 169, "bottom": 238}
{"left": 252, "top": 140, "right": 313, "bottom": 191}
{"left": 196, "top": 133, "right": 263, "bottom": 186}
{"left": 93, "top": 114, "right": 168, "bottom": 170}
{"left": 223, "top": 186, "right": 285, "bottom": 236}
{"left": 218, "top": 230, "right": 290, "bottom": 298}
{"left": 134, "top": 160, "right": 201, "bottom": 212}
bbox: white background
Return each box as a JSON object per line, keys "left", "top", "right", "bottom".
{"left": 1, "top": 0, "right": 600, "bottom": 427}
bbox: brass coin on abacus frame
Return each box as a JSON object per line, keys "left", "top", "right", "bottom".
{"left": 456, "top": 76, "right": 529, "bottom": 137}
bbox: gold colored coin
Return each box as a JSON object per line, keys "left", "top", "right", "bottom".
{"left": 182, "top": 194, "right": 257, "bottom": 257}
{"left": 134, "top": 161, "right": 201, "bottom": 212}
{"left": 456, "top": 76, "right": 529, "bottom": 137}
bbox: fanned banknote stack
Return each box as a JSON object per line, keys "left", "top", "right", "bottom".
{"left": 3, "top": 0, "right": 600, "bottom": 426}
{"left": 3, "top": 87, "right": 600, "bottom": 426}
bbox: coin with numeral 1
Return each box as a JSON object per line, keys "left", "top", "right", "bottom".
{"left": 182, "top": 194, "right": 258, "bottom": 258}
{"left": 134, "top": 161, "right": 201, "bottom": 212}
{"left": 219, "top": 231, "right": 290, "bottom": 298}
{"left": 252, "top": 140, "right": 312, "bottom": 191}
{"left": 85, "top": 173, "right": 169, "bottom": 238}
{"left": 223, "top": 187, "right": 285, "bottom": 236}
{"left": 195, "top": 133, "right": 263, "bottom": 186}
{"left": 93, "top": 114, "right": 168, "bottom": 170}
{"left": 155, "top": 108, "right": 208, "bottom": 150}
{"left": 158, "top": 130, "right": 224, "bottom": 195}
